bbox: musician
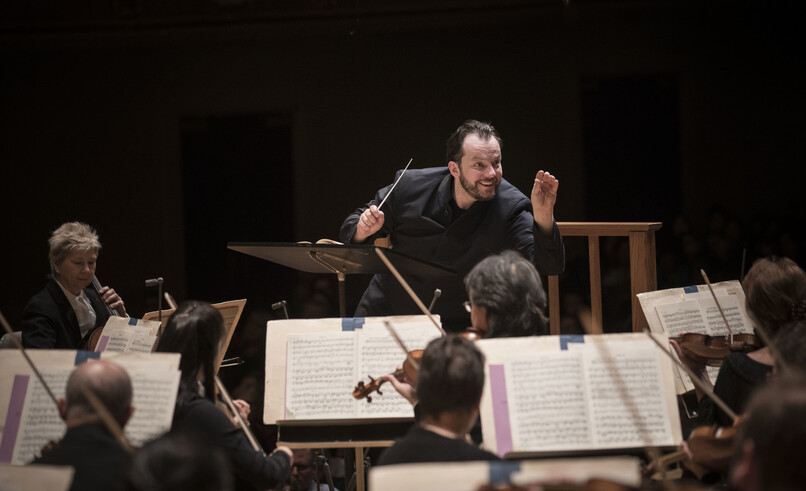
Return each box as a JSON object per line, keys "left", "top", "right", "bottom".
{"left": 729, "top": 374, "right": 806, "bottom": 491}
{"left": 340, "top": 119, "right": 565, "bottom": 332}
{"left": 463, "top": 250, "right": 549, "bottom": 338}
{"left": 672, "top": 256, "right": 806, "bottom": 426}
{"left": 155, "top": 300, "right": 292, "bottom": 491}
{"left": 32, "top": 359, "right": 134, "bottom": 491}
{"left": 376, "top": 335, "right": 499, "bottom": 465}
{"left": 21, "top": 221, "right": 126, "bottom": 349}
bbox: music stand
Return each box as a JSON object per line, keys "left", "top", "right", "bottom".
{"left": 227, "top": 242, "right": 455, "bottom": 317}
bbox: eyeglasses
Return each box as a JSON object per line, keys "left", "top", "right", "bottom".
{"left": 463, "top": 300, "right": 472, "bottom": 313}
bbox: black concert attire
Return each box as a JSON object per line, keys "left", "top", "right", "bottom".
{"left": 21, "top": 278, "right": 112, "bottom": 349}
{"left": 32, "top": 424, "right": 130, "bottom": 491}
{"left": 171, "top": 390, "right": 291, "bottom": 491}
{"left": 697, "top": 352, "right": 773, "bottom": 427}
{"left": 377, "top": 425, "right": 499, "bottom": 466}
{"left": 340, "top": 167, "right": 565, "bottom": 332}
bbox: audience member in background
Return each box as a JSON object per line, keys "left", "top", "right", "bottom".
{"left": 22, "top": 221, "right": 126, "bottom": 349}
{"left": 32, "top": 359, "right": 133, "bottom": 491}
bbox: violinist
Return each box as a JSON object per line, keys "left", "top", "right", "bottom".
{"left": 31, "top": 359, "right": 134, "bottom": 491}
{"left": 463, "top": 250, "right": 550, "bottom": 338}
{"left": 376, "top": 335, "right": 499, "bottom": 466}
{"left": 21, "top": 221, "right": 126, "bottom": 349}
{"left": 155, "top": 300, "right": 293, "bottom": 491}
{"left": 671, "top": 256, "right": 806, "bottom": 427}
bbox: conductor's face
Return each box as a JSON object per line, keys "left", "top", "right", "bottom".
{"left": 449, "top": 133, "right": 502, "bottom": 208}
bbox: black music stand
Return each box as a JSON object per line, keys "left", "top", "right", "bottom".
{"left": 227, "top": 242, "right": 455, "bottom": 317}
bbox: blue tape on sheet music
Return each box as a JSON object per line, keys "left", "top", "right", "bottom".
{"left": 489, "top": 460, "right": 520, "bottom": 484}
{"left": 129, "top": 317, "right": 138, "bottom": 326}
{"left": 342, "top": 318, "right": 364, "bottom": 332}
{"left": 560, "top": 334, "right": 585, "bottom": 350}
{"left": 683, "top": 285, "right": 699, "bottom": 294}
{"left": 75, "top": 350, "right": 101, "bottom": 365}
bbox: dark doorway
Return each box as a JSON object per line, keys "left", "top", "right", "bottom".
{"left": 180, "top": 113, "right": 295, "bottom": 311}
{"left": 582, "top": 74, "right": 681, "bottom": 222}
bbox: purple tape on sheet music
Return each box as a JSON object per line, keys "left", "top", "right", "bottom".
{"left": 0, "top": 374, "right": 30, "bottom": 463}
{"left": 489, "top": 364, "right": 513, "bottom": 457}
{"left": 96, "top": 336, "right": 110, "bottom": 352}
{"left": 129, "top": 317, "right": 138, "bottom": 326}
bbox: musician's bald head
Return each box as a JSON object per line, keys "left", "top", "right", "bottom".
{"left": 60, "top": 359, "right": 133, "bottom": 428}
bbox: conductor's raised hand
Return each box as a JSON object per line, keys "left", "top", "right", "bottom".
{"left": 354, "top": 205, "right": 385, "bottom": 243}
{"left": 531, "top": 170, "right": 558, "bottom": 232}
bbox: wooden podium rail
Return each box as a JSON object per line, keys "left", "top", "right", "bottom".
{"left": 548, "top": 222, "right": 662, "bottom": 335}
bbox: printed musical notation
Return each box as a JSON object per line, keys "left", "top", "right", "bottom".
{"left": 496, "top": 341, "right": 677, "bottom": 455}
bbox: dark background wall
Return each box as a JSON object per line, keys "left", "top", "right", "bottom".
{"left": 2, "top": 0, "right": 803, "bottom": 332}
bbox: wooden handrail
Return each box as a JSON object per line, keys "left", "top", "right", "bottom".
{"left": 548, "top": 222, "right": 662, "bottom": 335}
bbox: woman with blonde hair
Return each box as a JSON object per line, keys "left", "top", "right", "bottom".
{"left": 22, "top": 221, "right": 126, "bottom": 348}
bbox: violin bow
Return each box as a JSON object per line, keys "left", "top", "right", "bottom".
{"left": 701, "top": 269, "right": 788, "bottom": 373}
{"left": 644, "top": 329, "right": 739, "bottom": 423}
{"left": 383, "top": 320, "right": 420, "bottom": 371}
{"left": 0, "top": 310, "right": 60, "bottom": 408}
{"left": 700, "top": 269, "right": 735, "bottom": 340}
{"left": 374, "top": 248, "right": 445, "bottom": 335}
{"left": 1, "top": 310, "right": 134, "bottom": 454}
{"left": 80, "top": 385, "right": 134, "bottom": 454}
{"left": 215, "top": 374, "right": 265, "bottom": 455}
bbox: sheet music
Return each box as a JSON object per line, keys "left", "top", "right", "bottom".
{"left": 95, "top": 317, "right": 160, "bottom": 353}
{"left": 585, "top": 349, "right": 674, "bottom": 447}
{"left": 638, "top": 281, "right": 753, "bottom": 394}
{"left": 655, "top": 301, "right": 706, "bottom": 338}
{"left": 0, "top": 352, "right": 181, "bottom": 465}
{"left": 12, "top": 369, "right": 66, "bottom": 464}
{"left": 124, "top": 369, "right": 181, "bottom": 446}
{"left": 285, "top": 333, "right": 357, "bottom": 419}
{"left": 355, "top": 326, "right": 437, "bottom": 417}
{"left": 505, "top": 353, "right": 591, "bottom": 451}
{"left": 493, "top": 339, "right": 677, "bottom": 454}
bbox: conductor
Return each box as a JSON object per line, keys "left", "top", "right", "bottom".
{"left": 340, "top": 119, "right": 565, "bottom": 331}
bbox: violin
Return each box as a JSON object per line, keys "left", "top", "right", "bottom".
{"left": 353, "top": 349, "right": 422, "bottom": 403}
{"left": 81, "top": 274, "right": 124, "bottom": 351}
{"left": 461, "top": 326, "right": 485, "bottom": 341}
{"left": 676, "top": 332, "right": 762, "bottom": 366}
{"left": 646, "top": 415, "right": 745, "bottom": 480}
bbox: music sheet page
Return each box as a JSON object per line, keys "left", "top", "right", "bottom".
{"left": 481, "top": 334, "right": 680, "bottom": 456}
{"left": 355, "top": 325, "right": 438, "bottom": 418}
{"left": 284, "top": 332, "right": 357, "bottom": 420}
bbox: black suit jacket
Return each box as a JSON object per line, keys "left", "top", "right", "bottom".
{"left": 21, "top": 278, "right": 111, "bottom": 349}
{"left": 32, "top": 424, "right": 130, "bottom": 491}
{"left": 340, "top": 167, "right": 565, "bottom": 331}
